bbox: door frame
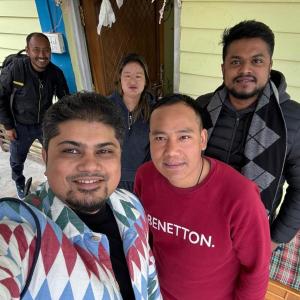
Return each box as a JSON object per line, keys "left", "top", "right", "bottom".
{"left": 80, "top": 0, "right": 165, "bottom": 95}
{"left": 61, "top": 0, "right": 94, "bottom": 91}
{"left": 61, "top": 0, "right": 179, "bottom": 94}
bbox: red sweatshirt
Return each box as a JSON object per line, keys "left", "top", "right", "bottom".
{"left": 135, "top": 158, "right": 271, "bottom": 300}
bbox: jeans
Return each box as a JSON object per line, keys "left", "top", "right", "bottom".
{"left": 10, "top": 123, "right": 43, "bottom": 187}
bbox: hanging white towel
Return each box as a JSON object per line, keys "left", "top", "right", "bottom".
{"left": 97, "top": 0, "right": 116, "bottom": 35}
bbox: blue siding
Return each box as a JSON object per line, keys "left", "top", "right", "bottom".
{"left": 35, "top": 0, "right": 77, "bottom": 93}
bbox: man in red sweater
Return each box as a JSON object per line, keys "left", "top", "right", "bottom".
{"left": 134, "top": 94, "right": 271, "bottom": 300}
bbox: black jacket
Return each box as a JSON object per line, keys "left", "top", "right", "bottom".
{"left": 0, "top": 56, "right": 69, "bottom": 129}
{"left": 108, "top": 91, "right": 155, "bottom": 184}
{"left": 197, "top": 70, "right": 300, "bottom": 243}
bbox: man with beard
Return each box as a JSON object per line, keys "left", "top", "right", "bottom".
{"left": 0, "top": 32, "right": 69, "bottom": 200}
{"left": 0, "top": 92, "right": 161, "bottom": 300}
{"left": 197, "top": 20, "right": 300, "bottom": 291}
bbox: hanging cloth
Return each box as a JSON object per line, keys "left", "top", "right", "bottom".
{"left": 97, "top": 0, "right": 182, "bottom": 34}
{"left": 97, "top": 0, "right": 116, "bottom": 35}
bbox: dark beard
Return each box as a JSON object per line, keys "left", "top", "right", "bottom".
{"left": 65, "top": 186, "right": 109, "bottom": 214}
{"left": 228, "top": 86, "right": 264, "bottom": 100}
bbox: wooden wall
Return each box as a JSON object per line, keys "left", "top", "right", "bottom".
{"left": 179, "top": 0, "right": 300, "bottom": 102}
{"left": 0, "top": 0, "right": 40, "bottom": 65}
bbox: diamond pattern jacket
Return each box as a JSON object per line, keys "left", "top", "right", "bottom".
{"left": 0, "top": 182, "right": 161, "bottom": 300}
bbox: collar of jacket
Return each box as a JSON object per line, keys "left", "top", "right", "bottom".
{"left": 26, "top": 182, "right": 142, "bottom": 244}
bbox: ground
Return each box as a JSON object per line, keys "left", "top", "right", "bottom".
{"left": 0, "top": 148, "right": 46, "bottom": 198}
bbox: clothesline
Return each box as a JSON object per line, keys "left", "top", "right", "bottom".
{"left": 97, "top": 0, "right": 182, "bottom": 35}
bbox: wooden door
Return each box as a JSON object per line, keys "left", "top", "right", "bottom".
{"left": 80, "top": 0, "right": 163, "bottom": 96}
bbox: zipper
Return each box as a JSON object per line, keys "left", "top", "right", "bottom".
{"left": 128, "top": 112, "right": 133, "bottom": 130}
{"left": 269, "top": 111, "right": 288, "bottom": 220}
{"left": 226, "top": 115, "right": 239, "bottom": 163}
{"left": 38, "top": 80, "right": 43, "bottom": 123}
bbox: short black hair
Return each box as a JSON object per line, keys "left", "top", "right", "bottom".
{"left": 43, "top": 92, "right": 125, "bottom": 151}
{"left": 26, "top": 32, "right": 50, "bottom": 46}
{"left": 222, "top": 20, "right": 275, "bottom": 61}
{"left": 151, "top": 93, "right": 203, "bottom": 128}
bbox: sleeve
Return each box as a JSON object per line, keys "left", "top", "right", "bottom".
{"left": 271, "top": 123, "right": 300, "bottom": 243}
{"left": 146, "top": 233, "right": 162, "bottom": 299}
{"left": 55, "top": 68, "right": 69, "bottom": 99}
{"left": 0, "top": 220, "right": 36, "bottom": 299}
{"left": 230, "top": 183, "right": 271, "bottom": 300}
{"left": 195, "top": 93, "right": 213, "bottom": 108}
{"left": 139, "top": 198, "right": 161, "bottom": 299}
{"left": 195, "top": 93, "right": 214, "bottom": 130}
{"left": 133, "top": 171, "right": 161, "bottom": 298}
{"left": 0, "top": 65, "right": 15, "bottom": 129}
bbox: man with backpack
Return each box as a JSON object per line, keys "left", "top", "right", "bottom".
{"left": 0, "top": 32, "right": 69, "bottom": 199}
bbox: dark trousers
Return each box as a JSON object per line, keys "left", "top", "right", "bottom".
{"left": 10, "top": 123, "right": 43, "bottom": 187}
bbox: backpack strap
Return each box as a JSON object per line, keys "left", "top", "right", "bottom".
{"left": 0, "top": 197, "right": 41, "bottom": 298}
{"left": 12, "top": 52, "right": 25, "bottom": 87}
{"left": 10, "top": 58, "right": 25, "bottom": 126}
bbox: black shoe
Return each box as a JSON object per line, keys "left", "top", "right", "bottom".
{"left": 16, "top": 185, "right": 25, "bottom": 200}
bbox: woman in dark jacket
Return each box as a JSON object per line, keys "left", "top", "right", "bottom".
{"left": 108, "top": 53, "right": 155, "bottom": 192}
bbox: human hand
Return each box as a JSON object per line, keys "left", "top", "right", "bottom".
{"left": 6, "top": 128, "right": 17, "bottom": 141}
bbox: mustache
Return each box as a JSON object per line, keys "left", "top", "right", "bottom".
{"left": 233, "top": 75, "right": 257, "bottom": 82}
{"left": 67, "top": 172, "right": 108, "bottom": 181}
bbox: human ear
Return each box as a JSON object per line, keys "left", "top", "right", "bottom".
{"left": 200, "top": 128, "right": 208, "bottom": 151}
{"left": 221, "top": 63, "right": 225, "bottom": 79}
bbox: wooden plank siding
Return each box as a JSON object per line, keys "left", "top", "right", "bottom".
{"left": 0, "top": 0, "right": 40, "bottom": 65}
{"left": 0, "top": 1, "right": 41, "bottom": 156}
{"left": 179, "top": 0, "right": 300, "bottom": 102}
